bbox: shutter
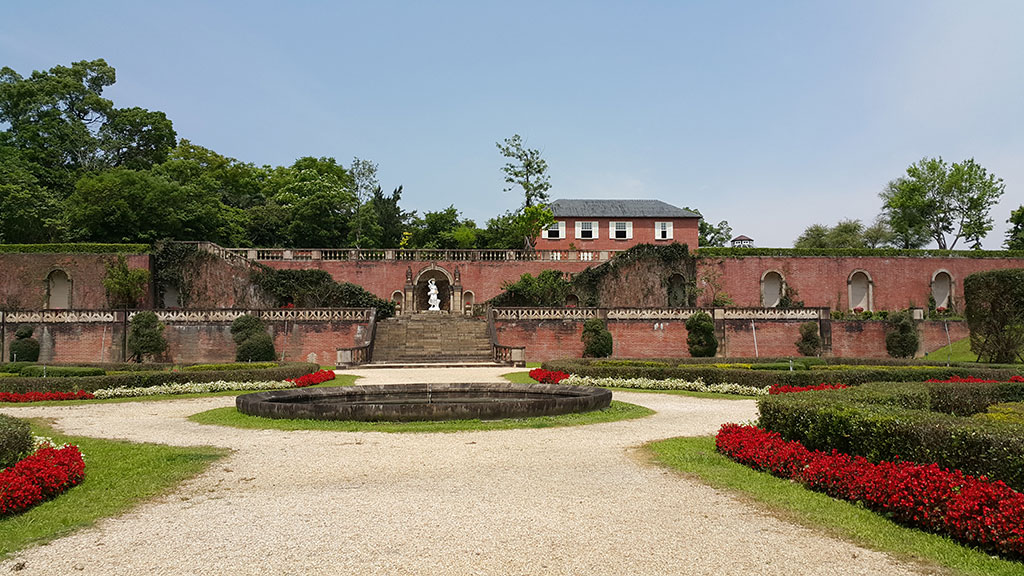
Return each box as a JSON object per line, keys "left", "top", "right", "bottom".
{"left": 592, "top": 221, "right": 599, "bottom": 239}
{"left": 626, "top": 222, "right": 633, "bottom": 239}
{"left": 665, "top": 222, "right": 673, "bottom": 239}
{"left": 575, "top": 221, "right": 583, "bottom": 239}
{"left": 558, "top": 221, "right": 566, "bottom": 239}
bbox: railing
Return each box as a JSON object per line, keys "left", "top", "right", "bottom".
{"left": 492, "top": 307, "right": 830, "bottom": 322}
{"left": 488, "top": 307, "right": 526, "bottom": 366}
{"left": 220, "top": 247, "right": 619, "bottom": 263}
{"left": 336, "top": 345, "right": 372, "bottom": 366}
{"left": 493, "top": 307, "right": 599, "bottom": 321}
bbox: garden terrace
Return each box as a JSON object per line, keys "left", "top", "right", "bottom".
{"left": 757, "top": 378, "right": 1024, "bottom": 491}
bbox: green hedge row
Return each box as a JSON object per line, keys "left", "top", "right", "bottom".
{"left": 0, "top": 414, "right": 32, "bottom": 469}
{"left": 181, "top": 362, "right": 279, "bottom": 372}
{"left": 543, "top": 359, "right": 1024, "bottom": 388}
{"left": 0, "top": 363, "right": 319, "bottom": 394}
{"left": 0, "top": 243, "right": 149, "bottom": 254}
{"left": 696, "top": 247, "right": 1024, "bottom": 259}
{"left": 757, "top": 381, "right": 1024, "bottom": 491}
{"left": 18, "top": 366, "right": 106, "bottom": 378}
{"left": 589, "top": 356, "right": 1021, "bottom": 369}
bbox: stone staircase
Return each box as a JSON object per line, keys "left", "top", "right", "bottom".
{"left": 371, "top": 313, "right": 495, "bottom": 365}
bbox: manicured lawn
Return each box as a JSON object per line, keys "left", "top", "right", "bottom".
{"left": 189, "top": 400, "right": 652, "bottom": 433}
{"left": 501, "top": 371, "right": 757, "bottom": 401}
{"left": 648, "top": 436, "right": 1023, "bottom": 576}
{"left": 923, "top": 337, "right": 979, "bottom": 363}
{"left": 0, "top": 375, "right": 359, "bottom": 408}
{"left": 0, "top": 421, "right": 227, "bottom": 558}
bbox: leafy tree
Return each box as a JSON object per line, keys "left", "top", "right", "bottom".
{"left": 405, "top": 206, "right": 478, "bottom": 249}
{"left": 964, "top": 269, "right": 1024, "bottom": 363}
{"left": 349, "top": 157, "right": 378, "bottom": 247}
{"left": 481, "top": 205, "right": 555, "bottom": 250}
{"left": 496, "top": 134, "right": 551, "bottom": 207}
{"left": 349, "top": 185, "right": 412, "bottom": 248}
{"left": 126, "top": 311, "right": 167, "bottom": 362}
{"left": 794, "top": 219, "right": 867, "bottom": 249}
{"left": 491, "top": 270, "right": 571, "bottom": 307}
{"left": 103, "top": 254, "right": 150, "bottom": 308}
{"left": 98, "top": 106, "right": 176, "bottom": 170}
{"left": 1006, "top": 205, "right": 1024, "bottom": 250}
{"left": 685, "top": 311, "right": 718, "bottom": 357}
{"left": 862, "top": 216, "right": 896, "bottom": 249}
{"left": 581, "top": 318, "right": 613, "bottom": 358}
{"left": 881, "top": 157, "right": 1005, "bottom": 249}
{"left": 231, "top": 314, "right": 277, "bottom": 362}
{"left": 684, "top": 208, "right": 732, "bottom": 247}
{"left": 885, "top": 310, "right": 920, "bottom": 359}
{"left": 157, "top": 140, "right": 266, "bottom": 210}
{"left": 0, "top": 145, "right": 64, "bottom": 243}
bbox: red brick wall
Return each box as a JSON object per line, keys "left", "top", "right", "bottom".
{"left": 535, "top": 217, "right": 699, "bottom": 251}
{"left": 701, "top": 256, "right": 1024, "bottom": 312}
{"left": 0, "top": 253, "right": 152, "bottom": 310}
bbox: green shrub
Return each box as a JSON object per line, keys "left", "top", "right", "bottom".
{"left": 964, "top": 268, "right": 1024, "bottom": 363}
{"left": 236, "top": 332, "right": 277, "bottom": 362}
{"left": 490, "top": 270, "right": 572, "bottom": 307}
{"left": 0, "top": 414, "right": 32, "bottom": 469}
{"left": 685, "top": 311, "right": 717, "bottom": 357}
{"left": 230, "top": 315, "right": 265, "bottom": 344}
{"left": 749, "top": 361, "right": 808, "bottom": 371}
{"left": 581, "top": 318, "right": 612, "bottom": 358}
{"left": 252, "top": 268, "right": 395, "bottom": 319}
{"left": 885, "top": 310, "right": 920, "bottom": 358}
{"left": 0, "top": 243, "right": 148, "bottom": 254}
{"left": 127, "top": 311, "right": 168, "bottom": 362}
{"left": 9, "top": 325, "right": 40, "bottom": 363}
{"left": 794, "top": 322, "right": 821, "bottom": 356}
{"left": 0, "top": 362, "right": 33, "bottom": 374}
{"left": 18, "top": 366, "right": 106, "bottom": 378}
{"left": 757, "top": 381, "right": 1024, "bottom": 491}
{"left": 0, "top": 363, "right": 319, "bottom": 394}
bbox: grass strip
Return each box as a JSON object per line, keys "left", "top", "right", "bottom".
{"left": 189, "top": 400, "right": 652, "bottom": 433}
{"left": 0, "top": 421, "right": 227, "bottom": 558}
{"left": 501, "top": 371, "right": 756, "bottom": 400}
{"left": 648, "top": 436, "right": 1023, "bottom": 576}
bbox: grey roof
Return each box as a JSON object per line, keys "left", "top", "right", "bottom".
{"left": 549, "top": 199, "right": 700, "bottom": 219}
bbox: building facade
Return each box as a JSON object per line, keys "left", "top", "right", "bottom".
{"left": 536, "top": 199, "right": 701, "bottom": 251}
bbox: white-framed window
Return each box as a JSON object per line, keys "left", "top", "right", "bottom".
{"left": 544, "top": 221, "right": 566, "bottom": 239}
{"left": 609, "top": 221, "right": 633, "bottom": 240}
{"left": 575, "top": 221, "right": 599, "bottom": 239}
{"left": 655, "top": 221, "right": 673, "bottom": 240}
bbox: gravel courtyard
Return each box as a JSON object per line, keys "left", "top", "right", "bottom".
{"left": 0, "top": 368, "right": 929, "bottom": 575}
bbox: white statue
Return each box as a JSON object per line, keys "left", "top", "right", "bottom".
{"left": 427, "top": 279, "right": 441, "bottom": 311}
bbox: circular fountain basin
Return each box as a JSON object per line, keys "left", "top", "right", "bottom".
{"left": 236, "top": 382, "right": 612, "bottom": 422}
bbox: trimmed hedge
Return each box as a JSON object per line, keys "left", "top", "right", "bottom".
{"left": 542, "top": 359, "right": 1024, "bottom": 389}
{"left": 557, "top": 356, "right": 1022, "bottom": 369}
{"left": 0, "top": 363, "right": 319, "bottom": 394}
{"left": 0, "top": 243, "right": 149, "bottom": 254}
{"left": 0, "top": 414, "right": 32, "bottom": 469}
{"left": 18, "top": 366, "right": 106, "bottom": 378}
{"left": 182, "top": 362, "right": 278, "bottom": 372}
{"left": 696, "top": 246, "right": 1024, "bottom": 259}
{"left": 757, "top": 381, "right": 1024, "bottom": 491}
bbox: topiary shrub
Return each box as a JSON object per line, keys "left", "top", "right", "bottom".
{"left": 885, "top": 310, "right": 920, "bottom": 359}
{"left": 231, "top": 315, "right": 277, "bottom": 362}
{"left": 127, "top": 311, "right": 168, "bottom": 362}
{"left": 964, "top": 268, "right": 1024, "bottom": 363}
{"left": 0, "top": 414, "right": 32, "bottom": 469}
{"left": 581, "top": 318, "right": 613, "bottom": 358}
{"left": 236, "top": 331, "right": 276, "bottom": 362}
{"left": 795, "top": 321, "right": 821, "bottom": 356}
{"left": 685, "top": 311, "right": 718, "bottom": 357}
{"left": 9, "top": 325, "right": 40, "bottom": 362}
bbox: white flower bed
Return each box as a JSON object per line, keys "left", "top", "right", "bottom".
{"left": 92, "top": 380, "right": 293, "bottom": 399}
{"left": 562, "top": 375, "right": 768, "bottom": 397}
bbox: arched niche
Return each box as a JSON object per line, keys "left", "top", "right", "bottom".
{"left": 848, "top": 270, "right": 873, "bottom": 311}
{"left": 565, "top": 294, "right": 580, "bottom": 308}
{"left": 931, "top": 270, "right": 953, "bottom": 310}
{"left": 161, "top": 285, "right": 181, "bottom": 308}
{"left": 667, "top": 273, "right": 689, "bottom": 307}
{"left": 760, "top": 271, "right": 784, "bottom": 308}
{"left": 391, "top": 290, "right": 405, "bottom": 315}
{"left": 463, "top": 291, "right": 475, "bottom": 315}
{"left": 45, "top": 269, "right": 72, "bottom": 310}
{"left": 413, "top": 265, "right": 453, "bottom": 312}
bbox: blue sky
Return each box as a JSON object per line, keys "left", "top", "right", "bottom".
{"left": 3, "top": 1, "right": 1022, "bottom": 247}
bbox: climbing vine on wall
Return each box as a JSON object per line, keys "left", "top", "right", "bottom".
{"left": 251, "top": 267, "right": 396, "bottom": 319}
{"left": 571, "top": 243, "right": 698, "bottom": 307}
{"left": 152, "top": 240, "right": 211, "bottom": 308}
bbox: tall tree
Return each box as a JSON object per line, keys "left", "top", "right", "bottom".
{"left": 881, "top": 157, "right": 1005, "bottom": 249}
{"left": 496, "top": 134, "right": 551, "bottom": 207}
{"left": 793, "top": 219, "right": 869, "bottom": 249}
{"left": 349, "top": 157, "right": 379, "bottom": 247}
{"left": 685, "top": 207, "right": 731, "bottom": 247}
{"left": 1007, "top": 205, "right": 1024, "bottom": 250}
{"left": 0, "top": 145, "right": 64, "bottom": 243}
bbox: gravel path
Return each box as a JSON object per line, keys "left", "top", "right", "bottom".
{"left": 0, "top": 368, "right": 929, "bottom": 575}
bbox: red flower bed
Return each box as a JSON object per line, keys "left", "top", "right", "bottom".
{"left": 716, "top": 424, "right": 1024, "bottom": 557}
{"left": 768, "top": 383, "right": 848, "bottom": 395}
{"left": 286, "top": 369, "right": 336, "bottom": 388}
{"left": 0, "top": 445, "right": 85, "bottom": 516}
{"left": 0, "top": 390, "right": 95, "bottom": 403}
{"left": 529, "top": 368, "right": 570, "bottom": 384}
{"left": 926, "top": 375, "right": 1024, "bottom": 383}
